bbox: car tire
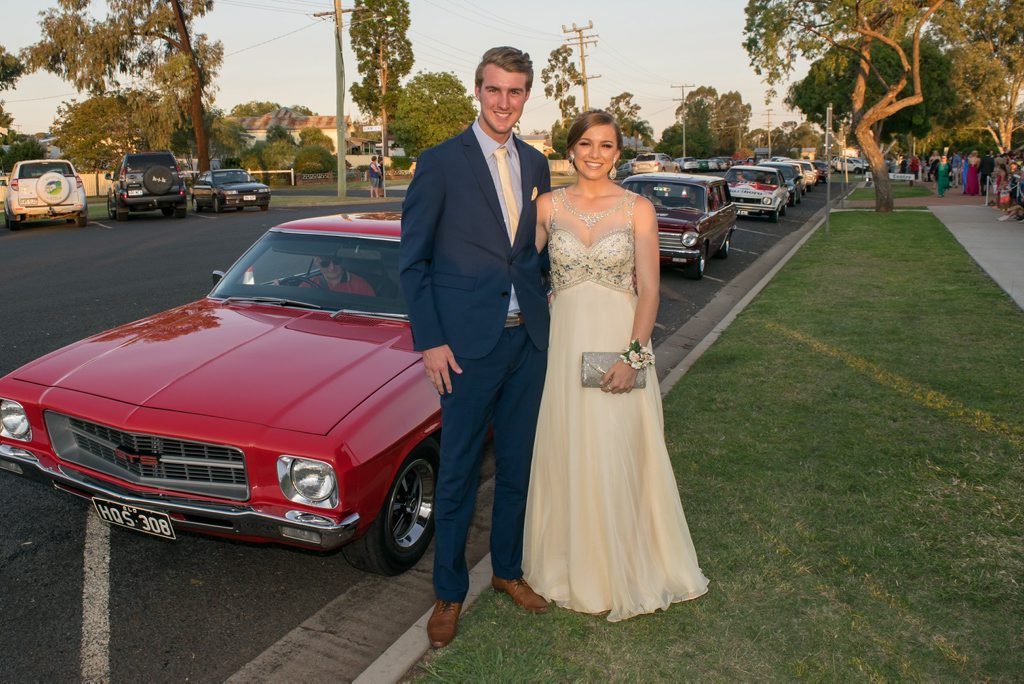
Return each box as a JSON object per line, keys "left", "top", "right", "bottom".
{"left": 161, "top": 206, "right": 174, "bottom": 217}
{"left": 142, "top": 165, "right": 174, "bottom": 195}
{"left": 76, "top": 212, "right": 88, "bottom": 228}
{"left": 174, "top": 205, "right": 186, "bottom": 218}
{"left": 343, "top": 439, "right": 439, "bottom": 576}
{"left": 107, "top": 195, "right": 117, "bottom": 220}
{"left": 683, "top": 244, "right": 706, "bottom": 280}
{"left": 772, "top": 206, "right": 781, "bottom": 223}
{"left": 213, "top": 195, "right": 222, "bottom": 213}
{"left": 116, "top": 205, "right": 128, "bottom": 221}
{"left": 713, "top": 231, "right": 731, "bottom": 259}
{"left": 192, "top": 196, "right": 201, "bottom": 212}
{"left": 259, "top": 204, "right": 269, "bottom": 212}
{"left": 781, "top": 203, "right": 787, "bottom": 217}
{"left": 4, "top": 210, "right": 15, "bottom": 231}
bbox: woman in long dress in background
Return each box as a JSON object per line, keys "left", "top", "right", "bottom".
{"left": 964, "top": 151, "right": 981, "bottom": 196}
{"left": 523, "top": 111, "right": 709, "bottom": 622}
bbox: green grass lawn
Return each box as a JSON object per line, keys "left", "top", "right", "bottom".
{"left": 415, "top": 211, "right": 1024, "bottom": 681}
{"left": 848, "top": 185, "right": 933, "bottom": 200}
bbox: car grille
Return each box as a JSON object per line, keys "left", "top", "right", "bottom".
{"left": 44, "top": 412, "right": 249, "bottom": 500}
{"left": 733, "top": 197, "right": 764, "bottom": 206}
{"left": 658, "top": 232, "right": 690, "bottom": 250}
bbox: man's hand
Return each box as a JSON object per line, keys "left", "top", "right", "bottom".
{"left": 422, "top": 344, "right": 462, "bottom": 395}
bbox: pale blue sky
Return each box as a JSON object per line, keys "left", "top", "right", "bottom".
{"left": 2, "top": 0, "right": 808, "bottom": 138}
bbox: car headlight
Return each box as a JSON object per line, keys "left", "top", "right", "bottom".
{"left": 762, "top": 197, "right": 773, "bottom": 205}
{"left": 277, "top": 456, "right": 337, "bottom": 506}
{"left": 681, "top": 231, "right": 699, "bottom": 247}
{"left": 0, "top": 399, "right": 31, "bottom": 442}
{"left": 223, "top": 190, "right": 238, "bottom": 195}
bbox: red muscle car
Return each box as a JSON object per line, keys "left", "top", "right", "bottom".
{"left": 0, "top": 212, "right": 440, "bottom": 575}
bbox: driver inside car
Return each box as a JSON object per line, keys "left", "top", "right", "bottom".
{"left": 302, "top": 255, "right": 376, "bottom": 295}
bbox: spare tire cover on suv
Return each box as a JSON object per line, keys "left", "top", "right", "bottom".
{"left": 37, "top": 171, "right": 72, "bottom": 205}
{"left": 142, "top": 165, "right": 175, "bottom": 194}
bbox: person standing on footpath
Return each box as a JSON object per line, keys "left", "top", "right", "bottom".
{"left": 936, "top": 154, "right": 951, "bottom": 198}
{"left": 399, "top": 46, "right": 553, "bottom": 650}
{"left": 368, "top": 155, "right": 381, "bottom": 198}
{"left": 951, "top": 151, "right": 962, "bottom": 188}
{"left": 979, "top": 151, "right": 995, "bottom": 196}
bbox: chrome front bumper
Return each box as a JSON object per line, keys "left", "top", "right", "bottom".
{"left": 0, "top": 443, "right": 360, "bottom": 550}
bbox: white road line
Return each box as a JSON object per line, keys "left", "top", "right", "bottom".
{"left": 192, "top": 213, "right": 218, "bottom": 219}
{"left": 731, "top": 248, "right": 760, "bottom": 255}
{"left": 735, "top": 226, "right": 781, "bottom": 237}
{"left": 81, "top": 512, "right": 111, "bottom": 683}
{"left": 702, "top": 275, "right": 725, "bottom": 283}
{"left": 92, "top": 221, "right": 114, "bottom": 230}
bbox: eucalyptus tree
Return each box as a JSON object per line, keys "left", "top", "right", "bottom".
{"left": 744, "top": 0, "right": 946, "bottom": 211}
{"left": 26, "top": 0, "right": 221, "bottom": 171}
{"left": 391, "top": 71, "right": 475, "bottom": 157}
{"left": 542, "top": 45, "right": 582, "bottom": 124}
{"left": 0, "top": 46, "right": 25, "bottom": 131}
{"left": 350, "top": 0, "right": 413, "bottom": 162}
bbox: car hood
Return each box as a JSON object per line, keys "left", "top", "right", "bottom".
{"left": 217, "top": 182, "right": 268, "bottom": 192}
{"left": 653, "top": 206, "right": 701, "bottom": 228}
{"left": 11, "top": 299, "right": 418, "bottom": 435}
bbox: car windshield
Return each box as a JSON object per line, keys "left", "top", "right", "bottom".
{"left": 17, "top": 161, "right": 74, "bottom": 178}
{"left": 764, "top": 164, "right": 796, "bottom": 179}
{"left": 213, "top": 170, "right": 255, "bottom": 184}
{"left": 211, "top": 230, "right": 406, "bottom": 317}
{"left": 726, "top": 169, "right": 778, "bottom": 186}
{"left": 623, "top": 179, "right": 705, "bottom": 210}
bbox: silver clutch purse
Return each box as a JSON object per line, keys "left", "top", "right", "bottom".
{"left": 581, "top": 352, "right": 647, "bottom": 388}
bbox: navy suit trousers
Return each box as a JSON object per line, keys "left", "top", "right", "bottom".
{"left": 432, "top": 325, "right": 547, "bottom": 602}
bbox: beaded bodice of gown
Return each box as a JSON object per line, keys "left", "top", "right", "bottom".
{"left": 548, "top": 188, "right": 638, "bottom": 295}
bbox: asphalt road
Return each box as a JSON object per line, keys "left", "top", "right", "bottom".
{"left": 0, "top": 179, "right": 846, "bottom": 681}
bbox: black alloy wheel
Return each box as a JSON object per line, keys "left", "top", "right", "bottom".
{"left": 343, "top": 439, "right": 439, "bottom": 575}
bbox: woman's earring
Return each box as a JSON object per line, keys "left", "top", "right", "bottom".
{"left": 609, "top": 159, "right": 619, "bottom": 180}
{"left": 568, "top": 154, "right": 576, "bottom": 175}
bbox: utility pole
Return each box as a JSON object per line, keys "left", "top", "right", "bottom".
{"left": 764, "top": 109, "right": 774, "bottom": 158}
{"left": 561, "top": 21, "right": 600, "bottom": 110}
{"left": 672, "top": 83, "right": 694, "bottom": 158}
{"left": 314, "top": 1, "right": 360, "bottom": 199}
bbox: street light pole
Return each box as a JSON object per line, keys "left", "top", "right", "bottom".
{"left": 672, "top": 84, "right": 694, "bottom": 158}
{"left": 315, "top": 1, "right": 359, "bottom": 199}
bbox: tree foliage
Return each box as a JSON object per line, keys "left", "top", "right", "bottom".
{"left": 671, "top": 87, "right": 752, "bottom": 155}
{"left": 265, "top": 124, "right": 295, "bottom": 146}
{"left": 934, "top": 0, "right": 1024, "bottom": 151}
{"left": 294, "top": 145, "right": 335, "bottom": 174}
{"left": 26, "top": 0, "right": 222, "bottom": 171}
{"left": 350, "top": 0, "right": 412, "bottom": 158}
{"left": 787, "top": 37, "right": 955, "bottom": 144}
{"left": 299, "top": 126, "right": 335, "bottom": 153}
{"left": 391, "top": 71, "right": 475, "bottom": 157}
{"left": 606, "top": 92, "right": 653, "bottom": 151}
{"left": 50, "top": 94, "right": 151, "bottom": 170}
{"left": 744, "top": 0, "right": 946, "bottom": 211}
{"left": 229, "top": 101, "right": 281, "bottom": 117}
{"left": 542, "top": 45, "right": 582, "bottom": 124}
{"left": 1, "top": 45, "right": 26, "bottom": 130}
{"left": 0, "top": 138, "right": 48, "bottom": 172}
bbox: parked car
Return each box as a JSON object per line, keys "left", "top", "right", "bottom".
{"left": 678, "top": 157, "right": 702, "bottom": 171}
{"left": 831, "top": 156, "right": 868, "bottom": 174}
{"left": 0, "top": 212, "right": 442, "bottom": 575}
{"left": 105, "top": 150, "right": 188, "bottom": 220}
{"left": 712, "top": 157, "right": 733, "bottom": 170}
{"left": 760, "top": 161, "right": 804, "bottom": 205}
{"left": 614, "top": 159, "right": 635, "bottom": 179}
{"left": 2, "top": 159, "right": 88, "bottom": 231}
{"left": 792, "top": 160, "right": 818, "bottom": 191}
{"left": 632, "top": 153, "right": 681, "bottom": 174}
{"left": 622, "top": 173, "right": 736, "bottom": 280}
{"left": 724, "top": 165, "right": 788, "bottom": 222}
{"left": 191, "top": 169, "right": 271, "bottom": 213}
{"left": 811, "top": 160, "right": 829, "bottom": 184}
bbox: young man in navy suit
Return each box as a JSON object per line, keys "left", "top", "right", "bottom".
{"left": 399, "top": 46, "right": 553, "bottom": 648}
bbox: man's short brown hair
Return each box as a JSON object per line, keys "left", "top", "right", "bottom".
{"left": 475, "top": 46, "right": 534, "bottom": 91}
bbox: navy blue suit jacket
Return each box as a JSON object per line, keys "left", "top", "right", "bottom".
{"left": 400, "top": 127, "right": 552, "bottom": 359}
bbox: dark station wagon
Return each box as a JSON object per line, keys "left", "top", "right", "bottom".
{"left": 622, "top": 173, "right": 737, "bottom": 280}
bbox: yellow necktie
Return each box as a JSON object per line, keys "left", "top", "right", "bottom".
{"left": 494, "top": 146, "right": 520, "bottom": 241}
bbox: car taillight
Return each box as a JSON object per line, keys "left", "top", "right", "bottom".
{"left": 10, "top": 179, "right": 18, "bottom": 191}
{"left": 119, "top": 168, "right": 126, "bottom": 183}
{"left": 75, "top": 175, "right": 83, "bottom": 188}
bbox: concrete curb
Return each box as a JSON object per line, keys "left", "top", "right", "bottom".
{"left": 353, "top": 198, "right": 845, "bottom": 683}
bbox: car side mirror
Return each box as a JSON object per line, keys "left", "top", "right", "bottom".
{"left": 211, "top": 270, "right": 225, "bottom": 285}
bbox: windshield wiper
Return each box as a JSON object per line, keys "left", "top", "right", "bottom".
{"left": 223, "top": 295, "right": 321, "bottom": 310}
{"left": 330, "top": 308, "right": 407, "bottom": 320}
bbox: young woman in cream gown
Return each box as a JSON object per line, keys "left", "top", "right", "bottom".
{"left": 523, "top": 111, "right": 709, "bottom": 622}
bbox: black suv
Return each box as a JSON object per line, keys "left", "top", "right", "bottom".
{"left": 106, "top": 151, "right": 187, "bottom": 220}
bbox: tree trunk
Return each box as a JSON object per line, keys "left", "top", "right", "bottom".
{"left": 857, "top": 123, "right": 893, "bottom": 212}
{"left": 170, "top": 0, "right": 210, "bottom": 172}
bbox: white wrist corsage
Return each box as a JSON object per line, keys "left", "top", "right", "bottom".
{"left": 620, "top": 339, "right": 655, "bottom": 370}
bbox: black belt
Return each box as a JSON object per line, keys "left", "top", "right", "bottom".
{"left": 504, "top": 312, "right": 524, "bottom": 328}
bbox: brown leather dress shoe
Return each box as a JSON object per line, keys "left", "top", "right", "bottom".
{"left": 491, "top": 576, "right": 549, "bottom": 613}
{"left": 427, "top": 600, "right": 462, "bottom": 648}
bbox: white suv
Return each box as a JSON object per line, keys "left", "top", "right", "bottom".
{"left": 632, "top": 153, "right": 681, "bottom": 174}
{"left": 2, "top": 159, "right": 88, "bottom": 231}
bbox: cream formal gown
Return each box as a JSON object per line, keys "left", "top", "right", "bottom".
{"left": 523, "top": 188, "right": 709, "bottom": 622}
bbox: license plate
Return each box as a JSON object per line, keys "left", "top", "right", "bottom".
{"left": 92, "top": 497, "right": 176, "bottom": 540}
{"left": 21, "top": 198, "right": 39, "bottom": 206}
{"left": 243, "top": 195, "right": 256, "bottom": 201}
{"left": 128, "top": 189, "right": 144, "bottom": 197}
